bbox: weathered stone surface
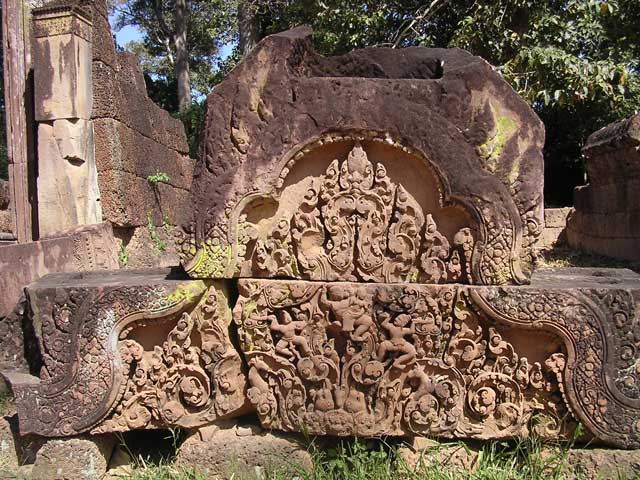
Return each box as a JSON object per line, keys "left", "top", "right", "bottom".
{"left": 233, "top": 267, "right": 640, "bottom": 448}
{"left": 538, "top": 208, "right": 570, "bottom": 249}
{"left": 88, "top": 0, "right": 193, "bottom": 231}
{"left": 36, "top": 120, "right": 102, "bottom": 234}
{"left": 398, "top": 437, "right": 480, "bottom": 472}
{"left": 0, "top": 415, "right": 20, "bottom": 475}
{"left": 113, "top": 225, "right": 181, "bottom": 269}
{"left": 30, "top": 435, "right": 116, "bottom": 480}
{"left": 0, "top": 222, "right": 118, "bottom": 318}
{"left": 32, "top": 5, "right": 93, "bottom": 121}
{"left": 175, "top": 423, "right": 312, "bottom": 478}
{"left": 563, "top": 448, "right": 640, "bottom": 480}
{"left": 5, "top": 269, "right": 248, "bottom": 437}
{"left": 0, "top": 295, "right": 30, "bottom": 373}
{"left": 1, "top": 407, "right": 48, "bottom": 477}
{"left": 179, "top": 27, "right": 545, "bottom": 285}
{"left": 567, "top": 113, "right": 640, "bottom": 260}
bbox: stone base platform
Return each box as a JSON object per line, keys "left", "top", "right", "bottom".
{"left": 2, "top": 267, "right": 640, "bottom": 449}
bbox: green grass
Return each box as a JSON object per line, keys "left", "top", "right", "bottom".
{"left": 122, "top": 435, "right": 596, "bottom": 480}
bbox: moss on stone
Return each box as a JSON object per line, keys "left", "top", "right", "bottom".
{"left": 479, "top": 105, "right": 517, "bottom": 173}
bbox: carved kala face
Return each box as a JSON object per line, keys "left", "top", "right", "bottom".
{"left": 339, "top": 143, "right": 374, "bottom": 191}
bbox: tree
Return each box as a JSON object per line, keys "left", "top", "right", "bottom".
{"left": 110, "top": 0, "right": 235, "bottom": 110}
{"left": 117, "top": 0, "right": 639, "bottom": 205}
{"left": 253, "top": 0, "right": 640, "bottom": 205}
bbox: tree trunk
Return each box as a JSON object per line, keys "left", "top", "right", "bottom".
{"left": 174, "top": 0, "right": 191, "bottom": 111}
{"left": 238, "top": 1, "right": 261, "bottom": 57}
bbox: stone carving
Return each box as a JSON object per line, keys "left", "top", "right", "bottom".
{"left": 179, "top": 27, "right": 545, "bottom": 285}
{"left": 472, "top": 283, "right": 640, "bottom": 449}
{"left": 181, "top": 137, "right": 477, "bottom": 285}
{"left": 263, "top": 143, "right": 473, "bottom": 283}
{"left": 32, "top": 6, "right": 93, "bottom": 41}
{"left": 6, "top": 272, "right": 247, "bottom": 437}
{"left": 233, "top": 280, "right": 571, "bottom": 439}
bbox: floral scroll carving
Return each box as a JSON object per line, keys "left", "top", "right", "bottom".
{"left": 472, "top": 287, "right": 640, "bottom": 449}
{"left": 255, "top": 143, "right": 476, "bottom": 284}
{"left": 233, "top": 280, "right": 571, "bottom": 439}
{"left": 93, "top": 287, "right": 247, "bottom": 433}
{"left": 11, "top": 280, "right": 247, "bottom": 437}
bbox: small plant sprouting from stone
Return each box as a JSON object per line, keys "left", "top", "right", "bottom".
{"left": 147, "top": 212, "right": 167, "bottom": 253}
{"left": 147, "top": 170, "right": 171, "bottom": 185}
{"left": 162, "top": 215, "right": 172, "bottom": 235}
{"left": 118, "top": 244, "right": 129, "bottom": 266}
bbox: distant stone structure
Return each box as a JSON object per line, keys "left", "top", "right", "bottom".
{"left": 567, "top": 114, "right": 640, "bottom": 261}
{"left": 2, "top": 30, "right": 640, "bottom": 468}
{"left": 0, "top": 0, "right": 193, "bottom": 317}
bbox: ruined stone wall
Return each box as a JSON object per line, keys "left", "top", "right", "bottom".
{"left": 567, "top": 114, "right": 640, "bottom": 260}
{"left": 90, "top": 0, "right": 193, "bottom": 267}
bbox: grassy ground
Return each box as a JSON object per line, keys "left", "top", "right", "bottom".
{"left": 121, "top": 435, "right": 618, "bottom": 480}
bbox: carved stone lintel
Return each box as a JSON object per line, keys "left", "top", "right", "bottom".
{"left": 233, "top": 272, "right": 640, "bottom": 448}
{"left": 5, "top": 271, "right": 248, "bottom": 437}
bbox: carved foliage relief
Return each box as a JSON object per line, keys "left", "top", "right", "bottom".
{"left": 233, "top": 280, "right": 571, "bottom": 439}
{"left": 473, "top": 288, "right": 640, "bottom": 449}
{"left": 14, "top": 281, "right": 247, "bottom": 437}
{"left": 180, "top": 135, "right": 482, "bottom": 284}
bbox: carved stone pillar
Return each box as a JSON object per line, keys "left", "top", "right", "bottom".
{"left": 32, "top": 4, "right": 101, "bottom": 236}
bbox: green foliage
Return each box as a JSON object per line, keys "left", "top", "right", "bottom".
{"left": 111, "top": 0, "right": 236, "bottom": 99}
{"left": 147, "top": 170, "right": 171, "bottom": 185}
{"left": 116, "top": 0, "right": 640, "bottom": 205}
{"left": 173, "top": 102, "right": 206, "bottom": 158}
{"left": 147, "top": 212, "right": 167, "bottom": 253}
{"left": 118, "top": 435, "right": 595, "bottom": 480}
{"left": 118, "top": 243, "right": 129, "bottom": 266}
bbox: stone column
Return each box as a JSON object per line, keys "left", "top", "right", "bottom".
{"left": 32, "top": 4, "right": 102, "bottom": 236}
{"left": 2, "top": 0, "right": 35, "bottom": 242}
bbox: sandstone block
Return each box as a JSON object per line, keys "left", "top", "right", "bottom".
{"left": 98, "top": 169, "right": 191, "bottom": 227}
{"left": 0, "top": 222, "right": 118, "bottom": 318}
{"left": 563, "top": 448, "right": 640, "bottom": 480}
{"left": 544, "top": 208, "right": 571, "bottom": 229}
{"left": 179, "top": 27, "right": 545, "bottom": 285}
{"left": 36, "top": 120, "right": 101, "bottom": 235}
{"left": 175, "top": 423, "right": 312, "bottom": 479}
{"left": 30, "top": 435, "right": 116, "bottom": 480}
{"left": 397, "top": 438, "right": 479, "bottom": 472}
{"left": 32, "top": 8, "right": 93, "bottom": 121}
{"left": 5, "top": 270, "right": 248, "bottom": 437}
{"left": 569, "top": 113, "right": 640, "bottom": 260}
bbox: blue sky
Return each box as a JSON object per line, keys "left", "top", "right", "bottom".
{"left": 109, "top": 14, "right": 143, "bottom": 47}
{"left": 109, "top": 16, "right": 234, "bottom": 62}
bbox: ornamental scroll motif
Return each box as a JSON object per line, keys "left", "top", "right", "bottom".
{"left": 93, "top": 286, "right": 247, "bottom": 433}
{"left": 233, "top": 280, "right": 572, "bottom": 439}
{"left": 254, "top": 143, "right": 476, "bottom": 284}
{"left": 11, "top": 281, "right": 247, "bottom": 437}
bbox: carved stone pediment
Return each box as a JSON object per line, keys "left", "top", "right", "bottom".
{"left": 180, "top": 136, "right": 480, "bottom": 285}
{"left": 178, "top": 28, "right": 546, "bottom": 285}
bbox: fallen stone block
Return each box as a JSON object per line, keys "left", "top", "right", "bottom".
{"left": 175, "top": 423, "right": 312, "bottom": 479}
{"left": 30, "top": 435, "right": 116, "bottom": 480}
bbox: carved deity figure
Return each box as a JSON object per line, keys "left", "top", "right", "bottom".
{"left": 377, "top": 312, "right": 417, "bottom": 368}
{"left": 269, "top": 310, "right": 311, "bottom": 359}
{"left": 321, "top": 285, "right": 373, "bottom": 340}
